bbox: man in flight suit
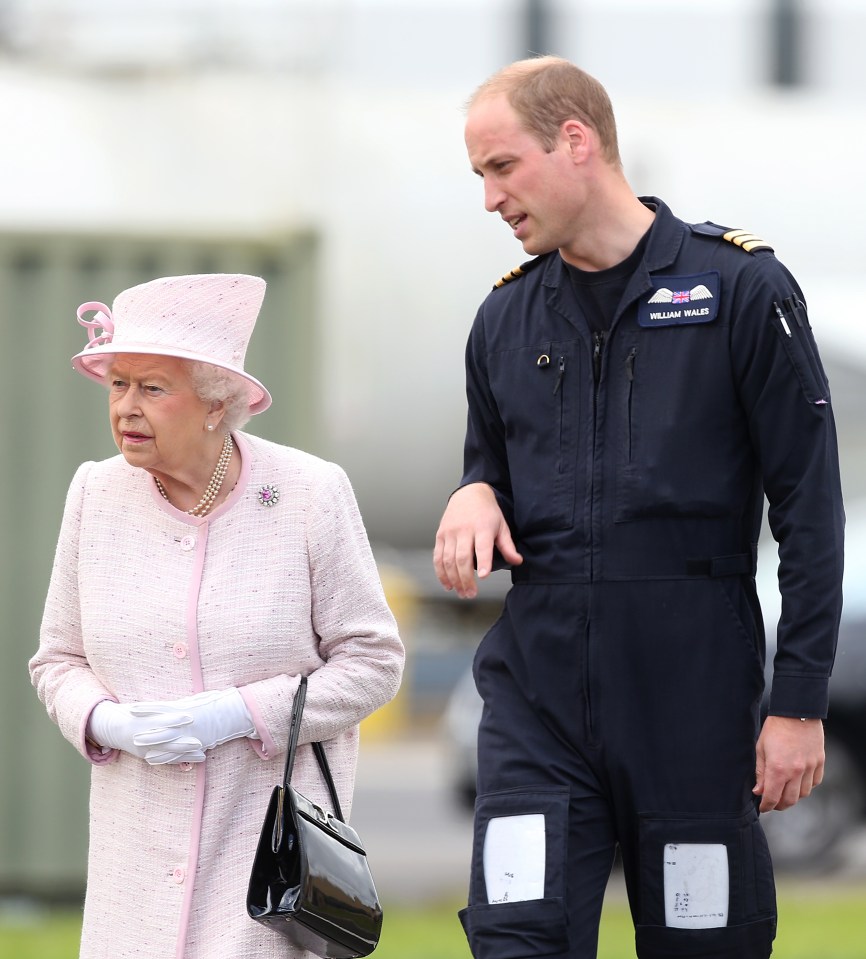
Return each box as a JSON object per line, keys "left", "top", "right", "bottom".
{"left": 433, "top": 56, "right": 844, "bottom": 959}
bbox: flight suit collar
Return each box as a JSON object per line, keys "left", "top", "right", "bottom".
{"left": 619, "top": 196, "right": 687, "bottom": 314}
{"left": 539, "top": 196, "right": 687, "bottom": 332}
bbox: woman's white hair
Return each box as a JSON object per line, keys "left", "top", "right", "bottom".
{"left": 187, "top": 361, "right": 253, "bottom": 432}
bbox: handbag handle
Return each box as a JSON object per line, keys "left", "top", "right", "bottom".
{"left": 282, "top": 674, "right": 308, "bottom": 786}
{"left": 281, "top": 675, "right": 346, "bottom": 823}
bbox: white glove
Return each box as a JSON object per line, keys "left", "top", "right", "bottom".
{"left": 134, "top": 688, "right": 257, "bottom": 755}
{"left": 87, "top": 701, "right": 206, "bottom": 765}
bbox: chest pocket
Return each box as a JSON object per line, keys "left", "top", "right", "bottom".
{"left": 613, "top": 328, "right": 753, "bottom": 522}
{"left": 488, "top": 341, "right": 583, "bottom": 533}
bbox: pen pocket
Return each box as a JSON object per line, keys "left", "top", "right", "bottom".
{"left": 772, "top": 303, "right": 830, "bottom": 405}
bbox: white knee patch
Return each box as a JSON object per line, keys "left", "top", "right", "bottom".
{"left": 483, "top": 814, "right": 546, "bottom": 904}
{"left": 663, "top": 843, "right": 729, "bottom": 929}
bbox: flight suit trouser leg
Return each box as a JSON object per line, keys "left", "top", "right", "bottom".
{"left": 460, "top": 579, "right": 777, "bottom": 959}
{"left": 595, "top": 578, "right": 777, "bottom": 959}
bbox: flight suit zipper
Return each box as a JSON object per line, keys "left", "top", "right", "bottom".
{"left": 553, "top": 355, "right": 566, "bottom": 394}
{"left": 587, "top": 331, "right": 606, "bottom": 742}
{"left": 553, "top": 355, "right": 566, "bottom": 471}
{"left": 625, "top": 347, "right": 636, "bottom": 460}
{"left": 592, "top": 332, "right": 605, "bottom": 386}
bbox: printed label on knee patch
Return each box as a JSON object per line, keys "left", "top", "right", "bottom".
{"left": 663, "top": 843, "right": 729, "bottom": 929}
{"left": 483, "top": 814, "right": 546, "bottom": 904}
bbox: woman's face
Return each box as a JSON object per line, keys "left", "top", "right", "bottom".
{"left": 107, "top": 353, "right": 217, "bottom": 477}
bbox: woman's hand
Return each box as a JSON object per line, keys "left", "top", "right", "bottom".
{"left": 133, "top": 688, "right": 257, "bottom": 756}
{"left": 87, "top": 700, "right": 206, "bottom": 764}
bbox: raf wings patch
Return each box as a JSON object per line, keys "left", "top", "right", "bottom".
{"left": 639, "top": 272, "right": 720, "bottom": 327}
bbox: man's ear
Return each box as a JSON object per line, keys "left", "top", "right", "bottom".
{"left": 561, "top": 119, "right": 592, "bottom": 163}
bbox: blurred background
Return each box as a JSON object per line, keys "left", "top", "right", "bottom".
{"left": 1, "top": 0, "right": 865, "bottom": 926}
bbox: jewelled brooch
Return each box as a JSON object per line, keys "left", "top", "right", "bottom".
{"left": 257, "top": 484, "right": 280, "bottom": 507}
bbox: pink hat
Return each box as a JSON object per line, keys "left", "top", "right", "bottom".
{"left": 71, "top": 273, "right": 272, "bottom": 414}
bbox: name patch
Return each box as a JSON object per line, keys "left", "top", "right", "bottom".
{"left": 638, "top": 272, "right": 720, "bottom": 328}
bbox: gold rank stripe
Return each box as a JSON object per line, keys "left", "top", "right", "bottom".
{"left": 494, "top": 265, "right": 525, "bottom": 288}
{"left": 722, "top": 229, "right": 774, "bottom": 253}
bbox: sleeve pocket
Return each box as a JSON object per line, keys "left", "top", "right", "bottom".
{"left": 773, "top": 309, "right": 830, "bottom": 405}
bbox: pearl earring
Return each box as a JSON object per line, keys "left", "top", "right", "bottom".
{"left": 207, "top": 424, "right": 215, "bottom": 431}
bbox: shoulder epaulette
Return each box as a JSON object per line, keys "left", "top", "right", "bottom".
{"left": 493, "top": 257, "right": 542, "bottom": 289}
{"left": 690, "top": 221, "right": 774, "bottom": 254}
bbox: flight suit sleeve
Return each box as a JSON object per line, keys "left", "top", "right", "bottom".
{"left": 459, "top": 309, "right": 516, "bottom": 531}
{"left": 730, "top": 257, "right": 844, "bottom": 719}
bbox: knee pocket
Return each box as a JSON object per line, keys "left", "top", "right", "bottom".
{"left": 635, "top": 919, "right": 776, "bottom": 959}
{"left": 459, "top": 786, "right": 570, "bottom": 959}
{"left": 634, "top": 805, "right": 776, "bottom": 959}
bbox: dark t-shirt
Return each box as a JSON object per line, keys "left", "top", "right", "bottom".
{"left": 563, "top": 230, "right": 651, "bottom": 333}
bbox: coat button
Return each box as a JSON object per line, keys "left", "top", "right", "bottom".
{"left": 180, "top": 535, "right": 196, "bottom": 551}
{"left": 172, "top": 867, "right": 185, "bottom": 884}
{"left": 172, "top": 643, "right": 188, "bottom": 660}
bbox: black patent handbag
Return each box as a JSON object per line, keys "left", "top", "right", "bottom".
{"left": 246, "top": 676, "right": 383, "bottom": 958}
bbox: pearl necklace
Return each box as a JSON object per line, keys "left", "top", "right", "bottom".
{"left": 154, "top": 433, "right": 234, "bottom": 517}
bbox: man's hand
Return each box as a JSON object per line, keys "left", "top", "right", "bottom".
{"left": 433, "top": 483, "right": 523, "bottom": 599}
{"left": 753, "top": 715, "right": 825, "bottom": 813}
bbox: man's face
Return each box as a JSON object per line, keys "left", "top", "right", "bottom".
{"left": 465, "top": 94, "right": 581, "bottom": 256}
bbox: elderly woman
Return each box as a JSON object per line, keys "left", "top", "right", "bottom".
{"left": 29, "top": 274, "right": 404, "bottom": 959}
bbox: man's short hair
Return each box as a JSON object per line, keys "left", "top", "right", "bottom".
{"left": 469, "top": 56, "right": 621, "bottom": 166}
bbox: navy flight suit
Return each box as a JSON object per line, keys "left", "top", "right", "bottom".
{"left": 456, "top": 198, "right": 844, "bottom": 959}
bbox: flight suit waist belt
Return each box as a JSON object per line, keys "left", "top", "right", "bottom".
{"left": 685, "top": 553, "right": 756, "bottom": 577}
{"left": 511, "top": 551, "right": 756, "bottom": 582}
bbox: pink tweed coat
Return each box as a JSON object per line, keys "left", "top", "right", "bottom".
{"left": 30, "top": 431, "right": 405, "bottom": 959}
